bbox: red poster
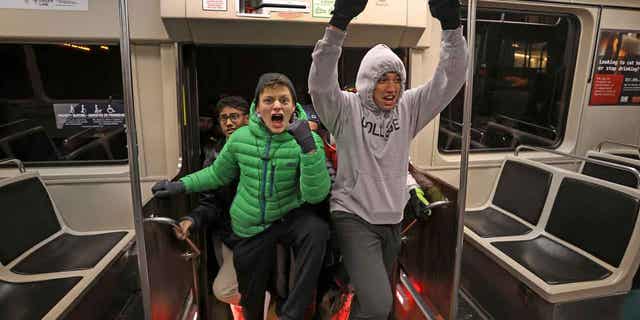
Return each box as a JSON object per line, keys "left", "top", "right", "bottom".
{"left": 590, "top": 30, "right": 640, "bottom": 106}
{"left": 590, "top": 74, "right": 624, "bottom": 105}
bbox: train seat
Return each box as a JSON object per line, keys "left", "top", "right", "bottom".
{"left": 465, "top": 163, "right": 640, "bottom": 304}
{"left": 493, "top": 175, "right": 639, "bottom": 285}
{"left": 580, "top": 151, "right": 640, "bottom": 189}
{"left": 493, "top": 235, "right": 611, "bottom": 285}
{"left": 0, "top": 277, "right": 82, "bottom": 320}
{"left": 465, "top": 158, "right": 553, "bottom": 237}
{"left": 0, "top": 172, "right": 135, "bottom": 319}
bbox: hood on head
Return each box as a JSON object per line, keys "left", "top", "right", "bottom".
{"left": 355, "top": 44, "right": 406, "bottom": 112}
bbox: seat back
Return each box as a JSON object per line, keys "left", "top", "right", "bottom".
{"left": 0, "top": 174, "right": 61, "bottom": 265}
{"left": 581, "top": 151, "right": 640, "bottom": 189}
{"left": 546, "top": 177, "right": 640, "bottom": 267}
{"left": 492, "top": 159, "right": 553, "bottom": 225}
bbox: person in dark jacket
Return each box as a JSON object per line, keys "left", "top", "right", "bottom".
{"left": 175, "top": 96, "right": 249, "bottom": 308}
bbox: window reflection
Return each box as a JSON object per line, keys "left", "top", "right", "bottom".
{"left": 439, "top": 9, "right": 579, "bottom": 153}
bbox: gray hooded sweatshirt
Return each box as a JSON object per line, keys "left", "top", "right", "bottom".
{"left": 308, "top": 27, "right": 468, "bottom": 224}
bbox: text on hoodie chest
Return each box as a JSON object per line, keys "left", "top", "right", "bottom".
{"left": 360, "top": 116, "right": 400, "bottom": 140}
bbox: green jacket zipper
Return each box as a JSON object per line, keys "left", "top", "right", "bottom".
{"left": 260, "top": 135, "right": 272, "bottom": 226}
{"left": 270, "top": 162, "right": 276, "bottom": 198}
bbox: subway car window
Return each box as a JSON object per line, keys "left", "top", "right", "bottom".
{"left": 438, "top": 9, "right": 579, "bottom": 153}
{"left": 0, "top": 43, "right": 127, "bottom": 165}
{"left": 33, "top": 44, "right": 123, "bottom": 100}
{"left": 0, "top": 45, "right": 33, "bottom": 99}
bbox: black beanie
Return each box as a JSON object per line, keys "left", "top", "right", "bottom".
{"left": 254, "top": 73, "right": 298, "bottom": 106}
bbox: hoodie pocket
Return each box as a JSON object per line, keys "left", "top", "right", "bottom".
{"left": 350, "top": 170, "right": 407, "bottom": 222}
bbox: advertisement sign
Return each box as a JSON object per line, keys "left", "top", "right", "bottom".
{"left": 590, "top": 30, "right": 640, "bottom": 106}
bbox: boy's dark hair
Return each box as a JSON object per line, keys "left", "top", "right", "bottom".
{"left": 253, "top": 73, "right": 297, "bottom": 106}
{"left": 216, "top": 96, "right": 250, "bottom": 114}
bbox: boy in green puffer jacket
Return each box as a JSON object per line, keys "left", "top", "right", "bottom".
{"left": 152, "top": 73, "right": 331, "bottom": 320}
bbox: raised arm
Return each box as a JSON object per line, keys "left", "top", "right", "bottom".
{"left": 308, "top": 0, "right": 367, "bottom": 136}
{"left": 403, "top": 0, "right": 468, "bottom": 137}
{"left": 308, "top": 27, "right": 352, "bottom": 136}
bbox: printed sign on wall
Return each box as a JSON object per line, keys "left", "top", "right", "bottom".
{"left": 590, "top": 30, "right": 640, "bottom": 106}
{"left": 1, "top": 0, "right": 88, "bottom": 11}
{"left": 203, "top": 0, "right": 227, "bottom": 11}
{"left": 313, "top": 0, "right": 334, "bottom": 18}
{"left": 54, "top": 102, "right": 125, "bottom": 129}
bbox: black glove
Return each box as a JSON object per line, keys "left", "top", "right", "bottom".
{"left": 288, "top": 120, "right": 316, "bottom": 154}
{"left": 407, "top": 188, "right": 431, "bottom": 221}
{"left": 428, "top": 0, "right": 460, "bottom": 30}
{"left": 152, "top": 180, "right": 186, "bottom": 198}
{"left": 329, "top": 0, "right": 368, "bottom": 31}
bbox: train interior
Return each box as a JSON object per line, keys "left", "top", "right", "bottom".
{"left": 0, "top": 1, "right": 640, "bottom": 320}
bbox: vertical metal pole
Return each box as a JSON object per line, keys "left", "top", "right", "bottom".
{"left": 117, "top": 1, "right": 152, "bottom": 319}
{"left": 450, "top": 0, "right": 477, "bottom": 319}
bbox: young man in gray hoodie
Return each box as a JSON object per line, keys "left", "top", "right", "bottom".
{"left": 308, "top": 0, "right": 468, "bottom": 318}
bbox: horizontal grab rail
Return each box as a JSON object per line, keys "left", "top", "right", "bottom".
{"left": 401, "top": 200, "right": 452, "bottom": 235}
{"left": 0, "top": 158, "right": 25, "bottom": 173}
{"left": 515, "top": 145, "right": 640, "bottom": 188}
{"left": 461, "top": 17, "right": 561, "bottom": 27}
{"left": 144, "top": 216, "right": 201, "bottom": 257}
{"left": 596, "top": 141, "right": 640, "bottom": 153}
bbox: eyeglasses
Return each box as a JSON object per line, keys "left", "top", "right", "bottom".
{"left": 219, "top": 113, "right": 243, "bottom": 123}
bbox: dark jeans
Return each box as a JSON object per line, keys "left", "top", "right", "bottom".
{"left": 331, "top": 211, "right": 401, "bottom": 320}
{"left": 233, "top": 206, "right": 329, "bottom": 320}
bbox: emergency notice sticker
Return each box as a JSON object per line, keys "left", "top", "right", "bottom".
{"left": 590, "top": 30, "right": 640, "bottom": 106}
{"left": 54, "top": 103, "right": 125, "bottom": 129}
{"left": 1, "top": 0, "right": 88, "bottom": 11}
{"left": 203, "top": 0, "right": 227, "bottom": 11}
{"left": 313, "top": 0, "right": 334, "bottom": 18}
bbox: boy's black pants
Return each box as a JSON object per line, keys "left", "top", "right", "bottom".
{"left": 233, "top": 206, "right": 329, "bottom": 320}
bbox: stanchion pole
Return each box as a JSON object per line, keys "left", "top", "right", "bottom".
{"left": 450, "top": 0, "right": 477, "bottom": 318}
{"left": 117, "top": 1, "right": 152, "bottom": 319}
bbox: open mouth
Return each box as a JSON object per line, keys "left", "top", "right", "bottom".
{"left": 383, "top": 95, "right": 396, "bottom": 102}
{"left": 382, "top": 95, "right": 397, "bottom": 105}
{"left": 271, "top": 113, "right": 284, "bottom": 124}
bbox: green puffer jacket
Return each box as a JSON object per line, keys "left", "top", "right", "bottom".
{"left": 180, "top": 103, "right": 331, "bottom": 238}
